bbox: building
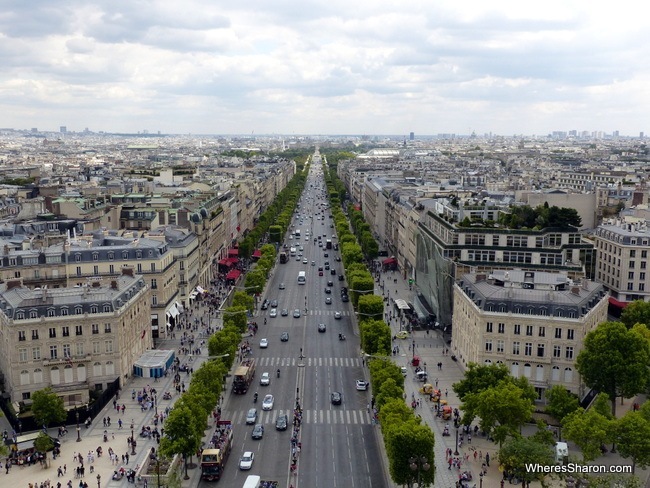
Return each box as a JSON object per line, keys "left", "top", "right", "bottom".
{"left": 452, "top": 270, "right": 608, "bottom": 399}
{"left": 593, "top": 219, "right": 650, "bottom": 312}
{"left": 0, "top": 270, "right": 151, "bottom": 407}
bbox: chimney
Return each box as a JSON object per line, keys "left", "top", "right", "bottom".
{"left": 122, "top": 266, "right": 134, "bottom": 277}
{"left": 111, "top": 280, "right": 118, "bottom": 290}
{"left": 571, "top": 287, "right": 581, "bottom": 296}
{"left": 6, "top": 279, "right": 22, "bottom": 290}
{"left": 92, "top": 281, "right": 101, "bottom": 288}
{"left": 475, "top": 274, "right": 487, "bottom": 282}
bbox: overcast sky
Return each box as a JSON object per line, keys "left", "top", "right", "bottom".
{"left": 1, "top": 1, "right": 647, "bottom": 136}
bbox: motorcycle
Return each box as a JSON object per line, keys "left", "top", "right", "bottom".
{"left": 162, "top": 391, "right": 172, "bottom": 400}
{"left": 338, "top": 333, "right": 346, "bottom": 341}
{"left": 253, "top": 393, "right": 258, "bottom": 403}
{"left": 277, "top": 369, "right": 281, "bottom": 378}
{"left": 84, "top": 418, "right": 91, "bottom": 429}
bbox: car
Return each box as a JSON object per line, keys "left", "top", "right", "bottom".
{"left": 239, "top": 451, "right": 255, "bottom": 470}
{"left": 293, "top": 309, "right": 301, "bottom": 318}
{"left": 356, "top": 380, "right": 369, "bottom": 391}
{"left": 341, "top": 294, "right": 349, "bottom": 302}
{"left": 318, "top": 242, "right": 323, "bottom": 247}
{"left": 325, "top": 287, "right": 332, "bottom": 294}
{"left": 262, "top": 394, "right": 274, "bottom": 411}
{"left": 318, "top": 266, "right": 323, "bottom": 271}
{"left": 260, "top": 372, "right": 271, "bottom": 386}
{"left": 251, "top": 424, "right": 264, "bottom": 440}
{"left": 261, "top": 299, "right": 270, "bottom": 310}
{"left": 325, "top": 297, "right": 332, "bottom": 304}
{"left": 331, "top": 392, "right": 342, "bottom": 405}
{"left": 311, "top": 261, "right": 316, "bottom": 266}
{"left": 335, "top": 256, "right": 341, "bottom": 262}
{"left": 270, "top": 299, "right": 278, "bottom": 308}
{"left": 327, "top": 280, "right": 334, "bottom": 287}
{"left": 281, "top": 308, "right": 289, "bottom": 316}
{"left": 331, "top": 269, "right": 336, "bottom": 275}
{"left": 396, "top": 330, "right": 409, "bottom": 339}
{"left": 299, "top": 246, "right": 304, "bottom": 251}
{"left": 303, "top": 258, "right": 308, "bottom": 264}
{"left": 296, "top": 255, "right": 301, "bottom": 261}
{"left": 324, "top": 253, "right": 329, "bottom": 257}
{"left": 269, "top": 308, "right": 277, "bottom": 318}
{"left": 246, "top": 408, "right": 258, "bottom": 424}
{"left": 280, "top": 331, "right": 289, "bottom": 342}
{"left": 275, "top": 414, "right": 288, "bottom": 431}
{"left": 279, "top": 282, "right": 286, "bottom": 290}
{"left": 325, "top": 264, "right": 330, "bottom": 270}
{"left": 319, "top": 270, "right": 324, "bottom": 276}
{"left": 318, "top": 323, "right": 326, "bottom": 333}
{"left": 338, "top": 275, "right": 344, "bottom": 281}
{"left": 259, "top": 338, "right": 268, "bottom": 348}
{"left": 400, "top": 366, "right": 408, "bottom": 376}
{"left": 334, "top": 311, "right": 342, "bottom": 320}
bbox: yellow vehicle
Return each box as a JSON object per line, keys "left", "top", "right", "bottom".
{"left": 395, "top": 331, "right": 409, "bottom": 339}
{"left": 419, "top": 384, "right": 435, "bottom": 395}
{"left": 442, "top": 405, "right": 453, "bottom": 420}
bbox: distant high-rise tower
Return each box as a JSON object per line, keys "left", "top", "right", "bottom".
{"left": 641, "top": 132, "right": 645, "bottom": 139}
{"left": 60, "top": 126, "right": 67, "bottom": 134}
{"left": 409, "top": 132, "right": 414, "bottom": 140}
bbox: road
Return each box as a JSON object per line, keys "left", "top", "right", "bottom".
{"left": 204, "top": 156, "right": 384, "bottom": 487}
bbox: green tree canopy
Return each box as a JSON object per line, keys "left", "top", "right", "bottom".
{"left": 160, "top": 405, "right": 203, "bottom": 479}
{"left": 31, "top": 387, "right": 67, "bottom": 427}
{"left": 575, "top": 321, "right": 650, "bottom": 416}
{"left": 33, "top": 432, "right": 55, "bottom": 463}
{"left": 360, "top": 319, "right": 392, "bottom": 356}
{"left": 613, "top": 411, "right": 650, "bottom": 474}
{"left": 385, "top": 423, "right": 435, "bottom": 487}
{"left": 621, "top": 300, "right": 650, "bottom": 329}
{"left": 221, "top": 306, "right": 248, "bottom": 333}
{"left": 562, "top": 407, "right": 612, "bottom": 462}
{"left": 498, "top": 436, "right": 555, "bottom": 485}
{"left": 231, "top": 291, "right": 254, "bottom": 312}
{"left": 545, "top": 385, "right": 580, "bottom": 440}
{"left": 453, "top": 362, "right": 511, "bottom": 401}
{"left": 358, "top": 294, "right": 385, "bottom": 322}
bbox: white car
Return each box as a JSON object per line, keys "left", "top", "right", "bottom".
{"left": 325, "top": 297, "right": 332, "bottom": 305}
{"left": 239, "top": 451, "right": 254, "bottom": 470}
{"left": 269, "top": 308, "right": 277, "bottom": 318}
{"left": 334, "top": 311, "right": 342, "bottom": 320}
{"left": 260, "top": 372, "right": 270, "bottom": 386}
{"left": 303, "top": 258, "right": 308, "bottom": 264}
{"left": 262, "top": 394, "right": 274, "bottom": 411}
{"left": 356, "top": 380, "right": 369, "bottom": 391}
{"left": 279, "top": 282, "right": 286, "bottom": 290}
{"left": 259, "top": 338, "right": 268, "bottom": 348}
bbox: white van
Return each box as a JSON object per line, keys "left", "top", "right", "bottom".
{"left": 242, "top": 475, "right": 261, "bottom": 488}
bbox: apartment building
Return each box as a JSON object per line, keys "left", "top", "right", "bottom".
{"left": 0, "top": 271, "right": 151, "bottom": 406}
{"left": 593, "top": 219, "right": 650, "bottom": 310}
{"left": 452, "top": 270, "right": 608, "bottom": 399}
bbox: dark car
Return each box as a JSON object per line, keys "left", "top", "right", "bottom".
{"left": 341, "top": 287, "right": 348, "bottom": 295}
{"left": 338, "top": 275, "right": 344, "bottom": 281}
{"left": 270, "top": 299, "right": 278, "bottom": 308}
{"left": 324, "top": 253, "right": 329, "bottom": 258}
{"left": 275, "top": 414, "right": 288, "bottom": 431}
{"left": 341, "top": 294, "right": 349, "bottom": 302}
{"left": 261, "top": 300, "right": 270, "bottom": 310}
{"left": 319, "top": 270, "right": 324, "bottom": 276}
{"left": 331, "top": 392, "right": 342, "bottom": 405}
{"left": 331, "top": 269, "right": 336, "bottom": 275}
{"left": 251, "top": 424, "right": 264, "bottom": 439}
{"left": 327, "top": 280, "right": 334, "bottom": 287}
{"left": 325, "top": 287, "right": 332, "bottom": 294}
{"left": 280, "top": 331, "right": 289, "bottom": 342}
{"left": 335, "top": 256, "right": 341, "bottom": 261}
{"left": 318, "top": 323, "right": 326, "bottom": 333}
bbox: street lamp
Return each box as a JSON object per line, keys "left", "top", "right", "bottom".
{"left": 96, "top": 473, "right": 101, "bottom": 488}
{"left": 154, "top": 394, "right": 158, "bottom": 417}
{"left": 454, "top": 425, "right": 460, "bottom": 456}
{"left": 408, "top": 455, "right": 430, "bottom": 488}
{"left": 479, "top": 472, "right": 484, "bottom": 488}
{"left": 131, "top": 422, "right": 137, "bottom": 455}
{"left": 76, "top": 408, "right": 81, "bottom": 442}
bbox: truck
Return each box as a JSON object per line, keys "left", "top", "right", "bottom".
{"left": 242, "top": 476, "right": 279, "bottom": 488}
{"left": 233, "top": 358, "right": 256, "bottom": 394}
{"left": 200, "top": 420, "right": 233, "bottom": 481}
{"left": 279, "top": 252, "right": 288, "bottom": 264}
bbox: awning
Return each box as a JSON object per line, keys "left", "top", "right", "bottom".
{"left": 383, "top": 257, "right": 397, "bottom": 265}
{"left": 196, "top": 285, "right": 205, "bottom": 294}
{"left": 218, "top": 258, "right": 230, "bottom": 266}
{"left": 189, "top": 291, "right": 198, "bottom": 300}
{"left": 228, "top": 249, "right": 239, "bottom": 256}
{"left": 394, "top": 298, "right": 410, "bottom": 310}
{"left": 166, "top": 304, "right": 180, "bottom": 319}
{"left": 227, "top": 257, "right": 239, "bottom": 265}
{"left": 252, "top": 249, "right": 262, "bottom": 258}
{"left": 608, "top": 296, "right": 629, "bottom": 308}
{"left": 226, "top": 269, "right": 242, "bottom": 280}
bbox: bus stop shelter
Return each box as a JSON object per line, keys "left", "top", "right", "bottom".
{"left": 133, "top": 350, "right": 175, "bottom": 379}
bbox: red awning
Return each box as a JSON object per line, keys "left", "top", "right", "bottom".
{"left": 228, "top": 257, "right": 239, "bottom": 265}
{"left": 218, "top": 258, "right": 230, "bottom": 266}
{"left": 226, "top": 269, "right": 242, "bottom": 280}
{"left": 608, "top": 296, "right": 629, "bottom": 308}
{"left": 228, "top": 249, "right": 239, "bottom": 256}
{"left": 383, "top": 257, "right": 397, "bottom": 265}
{"left": 252, "top": 249, "right": 262, "bottom": 258}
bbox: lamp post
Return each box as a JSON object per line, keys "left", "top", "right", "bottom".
{"left": 131, "top": 423, "right": 137, "bottom": 455}
{"left": 75, "top": 406, "right": 81, "bottom": 442}
{"left": 454, "top": 425, "right": 460, "bottom": 456}
{"left": 154, "top": 393, "right": 158, "bottom": 417}
{"left": 479, "top": 472, "right": 484, "bottom": 488}
{"left": 96, "top": 473, "right": 101, "bottom": 488}
{"left": 408, "top": 455, "right": 430, "bottom": 488}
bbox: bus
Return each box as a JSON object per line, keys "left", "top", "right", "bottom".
{"left": 297, "top": 271, "right": 306, "bottom": 285}
{"left": 279, "top": 252, "right": 288, "bottom": 264}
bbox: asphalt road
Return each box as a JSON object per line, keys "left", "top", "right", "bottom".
{"left": 202, "top": 159, "right": 384, "bottom": 488}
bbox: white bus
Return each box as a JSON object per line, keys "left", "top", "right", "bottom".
{"left": 297, "top": 271, "right": 306, "bottom": 285}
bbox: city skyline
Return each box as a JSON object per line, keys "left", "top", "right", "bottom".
{"left": 0, "top": 1, "right": 647, "bottom": 136}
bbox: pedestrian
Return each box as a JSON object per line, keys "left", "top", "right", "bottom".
{"left": 445, "top": 389, "right": 448, "bottom": 397}
{"left": 485, "top": 452, "right": 490, "bottom": 466}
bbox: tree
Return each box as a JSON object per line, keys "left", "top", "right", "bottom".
{"left": 31, "top": 387, "right": 67, "bottom": 428}
{"left": 269, "top": 225, "right": 283, "bottom": 243}
{"left": 575, "top": 321, "right": 650, "bottom": 416}
{"left": 191, "top": 361, "right": 227, "bottom": 396}
{"left": 453, "top": 362, "right": 511, "bottom": 401}
{"left": 385, "top": 423, "right": 435, "bottom": 487}
{"left": 33, "top": 433, "right": 55, "bottom": 466}
{"left": 221, "top": 306, "right": 248, "bottom": 333}
{"left": 160, "top": 406, "right": 202, "bottom": 480}
{"left": 613, "top": 411, "right": 650, "bottom": 474}
{"left": 498, "top": 436, "right": 555, "bottom": 486}
{"left": 621, "top": 300, "right": 650, "bottom": 329}
{"left": 359, "top": 319, "right": 392, "bottom": 356}
{"left": 231, "top": 291, "right": 254, "bottom": 312}
{"left": 545, "top": 385, "right": 580, "bottom": 440}
{"left": 562, "top": 408, "right": 612, "bottom": 461}
{"left": 357, "top": 294, "right": 384, "bottom": 322}
{"left": 243, "top": 270, "right": 265, "bottom": 295}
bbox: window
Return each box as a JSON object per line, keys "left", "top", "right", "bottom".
{"left": 61, "top": 308, "right": 68, "bottom": 316}
{"left": 19, "top": 348, "right": 27, "bottom": 362}
{"left": 62, "top": 326, "right": 70, "bottom": 337}
{"left": 49, "top": 345, "right": 58, "bottom": 359}
{"left": 90, "top": 305, "right": 98, "bottom": 314}
{"left": 537, "top": 344, "right": 545, "bottom": 357}
{"left": 32, "top": 347, "right": 41, "bottom": 360}
{"left": 75, "top": 306, "right": 83, "bottom": 315}
{"left": 640, "top": 283, "right": 646, "bottom": 291}
{"left": 512, "top": 342, "right": 520, "bottom": 355}
{"left": 75, "top": 254, "right": 81, "bottom": 262}
{"left": 137, "top": 264, "right": 143, "bottom": 273}
{"left": 554, "top": 328, "right": 562, "bottom": 339}
{"left": 75, "top": 325, "right": 83, "bottom": 336}
{"left": 109, "top": 265, "right": 115, "bottom": 274}
{"left": 564, "top": 367, "right": 574, "bottom": 383}
{"left": 643, "top": 250, "right": 648, "bottom": 258}
{"left": 526, "top": 325, "right": 533, "bottom": 336}
{"left": 30, "top": 310, "right": 38, "bottom": 319}
{"left": 629, "top": 271, "right": 635, "bottom": 280}
{"left": 92, "top": 324, "right": 99, "bottom": 334}
{"left": 524, "top": 342, "right": 532, "bottom": 356}
{"left": 92, "top": 342, "right": 101, "bottom": 354}
{"left": 497, "top": 340, "right": 504, "bottom": 353}
{"left": 630, "top": 261, "right": 635, "bottom": 269}
{"left": 47, "top": 309, "right": 56, "bottom": 317}
{"left": 76, "top": 266, "right": 82, "bottom": 276}
{"left": 486, "top": 322, "right": 493, "bottom": 333}
{"left": 105, "top": 340, "right": 114, "bottom": 353}
{"left": 150, "top": 263, "right": 156, "bottom": 272}
{"left": 93, "top": 265, "right": 99, "bottom": 275}
{"left": 32, "top": 330, "right": 39, "bottom": 340}
{"left": 553, "top": 345, "right": 561, "bottom": 358}
{"left": 104, "top": 323, "right": 112, "bottom": 333}
{"left": 152, "top": 295, "right": 158, "bottom": 306}
{"left": 63, "top": 344, "right": 71, "bottom": 358}
{"left": 18, "top": 331, "right": 26, "bottom": 342}
{"left": 92, "top": 253, "right": 99, "bottom": 261}
{"left": 565, "top": 346, "right": 574, "bottom": 360}
{"left": 75, "top": 343, "right": 85, "bottom": 357}
{"left": 513, "top": 324, "right": 521, "bottom": 335}
{"left": 567, "top": 329, "right": 574, "bottom": 340}
{"left": 538, "top": 326, "right": 545, "bottom": 337}
{"left": 151, "top": 279, "right": 157, "bottom": 290}
{"left": 630, "top": 250, "right": 636, "bottom": 258}
{"left": 498, "top": 323, "right": 505, "bottom": 334}
{"left": 485, "top": 340, "right": 493, "bottom": 352}
{"left": 103, "top": 304, "right": 111, "bottom": 313}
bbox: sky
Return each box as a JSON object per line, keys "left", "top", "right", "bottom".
{"left": 0, "top": 0, "right": 647, "bottom": 136}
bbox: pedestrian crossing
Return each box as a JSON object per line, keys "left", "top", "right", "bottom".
{"left": 254, "top": 357, "right": 364, "bottom": 367}
{"left": 307, "top": 310, "right": 351, "bottom": 316}
{"left": 227, "top": 408, "right": 373, "bottom": 426}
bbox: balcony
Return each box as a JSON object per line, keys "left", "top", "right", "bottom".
{"left": 43, "top": 355, "right": 92, "bottom": 367}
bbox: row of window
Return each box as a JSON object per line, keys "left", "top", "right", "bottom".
{"left": 483, "top": 360, "right": 574, "bottom": 383}
{"left": 486, "top": 322, "right": 575, "bottom": 339}
{"left": 485, "top": 340, "right": 574, "bottom": 359}
{"left": 74, "top": 263, "right": 156, "bottom": 276}
{"left": 462, "top": 233, "right": 580, "bottom": 248}
{"left": 74, "top": 250, "right": 155, "bottom": 261}
{"left": 18, "top": 324, "right": 112, "bottom": 341}
{"left": 15, "top": 305, "right": 113, "bottom": 321}
{"left": 18, "top": 341, "right": 114, "bottom": 360}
